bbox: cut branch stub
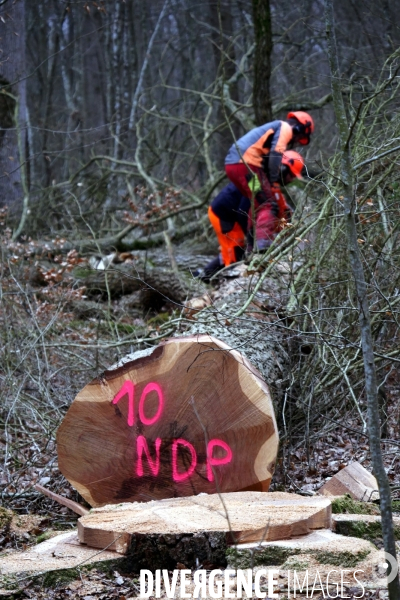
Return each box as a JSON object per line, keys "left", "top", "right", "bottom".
{"left": 56, "top": 335, "right": 279, "bottom": 507}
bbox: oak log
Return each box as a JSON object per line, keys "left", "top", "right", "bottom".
{"left": 57, "top": 335, "right": 279, "bottom": 507}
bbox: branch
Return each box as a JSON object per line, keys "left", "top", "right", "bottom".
{"left": 2, "top": 213, "right": 209, "bottom": 256}
{"left": 345, "top": 57, "right": 400, "bottom": 148}
{"left": 272, "top": 93, "right": 333, "bottom": 114}
{"left": 34, "top": 484, "right": 89, "bottom": 516}
{"left": 325, "top": 1, "right": 400, "bottom": 596}
{"left": 353, "top": 144, "right": 400, "bottom": 171}
{"left": 128, "top": 0, "right": 170, "bottom": 130}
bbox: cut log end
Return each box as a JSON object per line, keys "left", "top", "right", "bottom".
{"left": 57, "top": 335, "right": 279, "bottom": 507}
{"left": 77, "top": 491, "right": 332, "bottom": 568}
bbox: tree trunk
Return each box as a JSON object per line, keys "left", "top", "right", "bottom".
{"left": 325, "top": 2, "right": 400, "bottom": 598}
{"left": 209, "top": 0, "right": 241, "bottom": 160}
{"left": 77, "top": 492, "right": 331, "bottom": 562}
{"left": 252, "top": 0, "right": 273, "bottom": 124}
{"left": 0, "top": 0, "right": 27, "bottom": 215}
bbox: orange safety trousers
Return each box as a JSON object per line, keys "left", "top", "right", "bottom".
{"left": 208, "top": 206, "right": 245, "bottom": 266}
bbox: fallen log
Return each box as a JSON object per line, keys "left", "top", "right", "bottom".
{"left": 72, "top": 262, "right": 188, "bottom": 305}
{"left": 57, "top": 335, "right": 279, "bottom": 507}
{"left": 77, "top": 491, "right": 332, "bottom": 564}
{"left": 4, "top": 214, "right": 209, "bottom": 257}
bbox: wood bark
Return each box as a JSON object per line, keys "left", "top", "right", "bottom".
{"left": 57, "top": 335, "right": 279, "bottom": 507}
{"left": 325, "top": 2, "right": 400, "bottom": 597}
{"left": 73, "top": 261, "right": 189, "bottom": 306}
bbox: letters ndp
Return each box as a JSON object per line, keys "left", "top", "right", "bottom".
{"left": 112, "top": 379, "right": 233, "bottom": 483}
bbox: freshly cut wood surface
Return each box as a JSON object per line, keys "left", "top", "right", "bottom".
{"left": 0, "top": 531, "right": 122, "bottom": 576}
{"left": 319, "top": 462, "right": 379, "bottom": 501}
{"left": 57, "top": 335, "right": 279, "bottom": 507}
{"left": 78, "top": 491, "right": 332, "bottom": 553}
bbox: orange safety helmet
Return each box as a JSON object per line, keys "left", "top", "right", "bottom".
{"left": 282, "top": 150, "right": 305, "bottom": 180}
{"left": 287, "top": 111, "right": 314, "bottom": 145}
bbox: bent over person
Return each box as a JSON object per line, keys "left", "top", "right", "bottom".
{"left": 225, "top": 111, "right": 313, "bottom": 244}
{"left": 225, "top": 111, "right": 313, "bottom": 195}
{"left": 197, "top": 150, "right": 306, "bottom": 281}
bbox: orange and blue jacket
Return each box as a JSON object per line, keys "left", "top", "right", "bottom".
{"left": 225, "top": 120, "right": 293, "bottom": 182}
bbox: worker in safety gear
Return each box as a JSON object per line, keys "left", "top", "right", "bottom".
{"left": 225, "top": 110, "right": 313, "bottom": 193}
{"left": 197, "top": 150, "right": 305, "bottom": 281}
{"left": 224, "top": 110, "right": 313, "bottom": 240}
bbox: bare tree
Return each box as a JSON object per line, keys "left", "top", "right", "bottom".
{"left": 252, "top": 0, "right": 272, "bottom": 123}
{"left": 325, "top": 1, "right": 400, "bottom": 597}
{"left": 0, "top": 0, "right": 27, "bottom": 220}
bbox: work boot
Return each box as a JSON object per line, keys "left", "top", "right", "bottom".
{"left": 233, "top": 246, "right": 245, "bottom": 262}
{"left": 193, "top": 255, "right": 223, "bottom": 283}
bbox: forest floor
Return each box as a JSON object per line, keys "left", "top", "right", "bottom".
{"left": 0, "top": 241, "right": 399, "bottom": 598}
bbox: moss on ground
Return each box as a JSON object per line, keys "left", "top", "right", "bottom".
{"left": 282, "top": 558, "right": 310, "bottom": 570}
{"left": 33, "top": 558, "right": 125, "bottom": 589}
{"left": 226, "top": 546, "right": 300, "bottom": 569}
{"left": 72, "top": 267, "right": 95, "bottom": 278}
{"left": 114, "top": 323, "right": 136, "bottom": 334}
{"left": 226, "top": 543, "right": 372, "bottom": 570}
{"left": 35, "top": 531, "right": 53, "bottom": 544}
{"left": 42, "top": 567, "right": 80, "bottom": 587}
{"left": 0, "top": 574, "right": 19, "bottom": 592}
{"left": 0, "top": 507, "right": 13, "bottom": 532}
{"left": 316, "top": 549, "right": 370, "bottom": 568}
{"left": 147, "top": 312, "right": 170, "bottom": 325}
{"left": 392, "top": 500, "right": 400, "bottom": 513}
{"left": 331, "top": 494, "right": 380, "bottom": 515}
{"left": 335, "top": 518, "right": 400, "bottom": 544}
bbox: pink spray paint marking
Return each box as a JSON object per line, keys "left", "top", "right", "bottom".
{"left": 112, "top": 380, "right": 135, "bottom": 426}
{"left": 136, "top": 436, "right": 162, "bottom": 477}
{"left": 172, "top": 438, "right": 197, "bottom": 482}
{"left": 139, "top": 382, "right": 164, "bottom": 425}
{"left": 112, "top": 381, "right": 233, "bottom": 485}
{"left": 206, "top": 439, "right": 233, "bottom": 482}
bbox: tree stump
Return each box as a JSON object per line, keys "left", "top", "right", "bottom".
{"left": 77, "top": 492, "right": 332, "bottom": 561}
{"left": 57, "top": 335, "right": 279, "bottom": 507}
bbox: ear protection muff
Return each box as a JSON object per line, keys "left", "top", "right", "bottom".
{"left": 292, "top": 123, "right": 311, "bottom": 145}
